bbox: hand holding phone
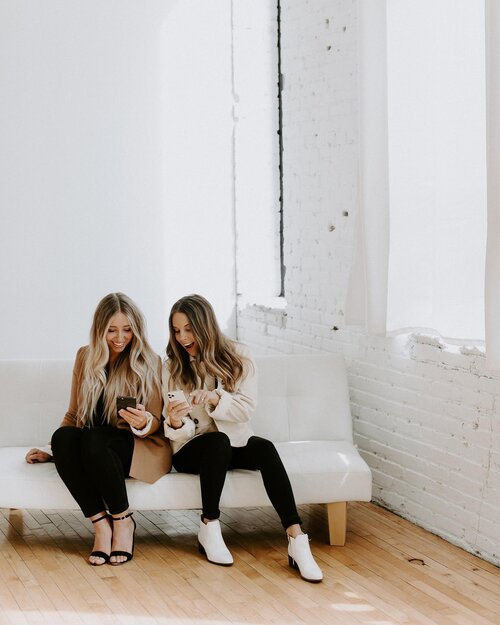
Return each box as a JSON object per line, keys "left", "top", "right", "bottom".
{"left": 116, "top": 396, "right": 137, "bottom": 414}
{"left": 166, "top": 390, "right": 191, "bottom": 425}
{"left": 167, "top": 390, "right": 190, "bottom": 406}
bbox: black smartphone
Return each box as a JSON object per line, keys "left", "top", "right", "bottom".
{"left": 116, "top": 396, "right": 137, "bottom": 414}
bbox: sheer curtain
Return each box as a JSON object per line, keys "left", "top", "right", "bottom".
{"left": 485, "top": 0, "right": 500, "bottom": 370}
{"left": 346, "top": 0, "right": 389, "bottom": 335}
{"left": 347, "top": 1, "right": 495, "bottom": 364}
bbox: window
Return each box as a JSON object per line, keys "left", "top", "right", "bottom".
{"left": 386, "top": 0, "right": 486, "bottom": 341}
{"left": 233, "top": 1, "right": 282, "bottom": 304}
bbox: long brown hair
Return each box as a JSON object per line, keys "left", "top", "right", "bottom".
{"left": 166, "top": 294, "right": 250, "bottom": 392}
{"left": 79, "top": 292, "right": 160, "bottom": 425}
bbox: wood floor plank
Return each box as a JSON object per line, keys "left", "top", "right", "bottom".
{"left": 349, "top": 525, "right": 500, "bottom": 613}
{"left": 1, "top": 503, "right": 499, "bottom": 625}
{"left": 349, "top": 504, "right": 500, "bottom": 609}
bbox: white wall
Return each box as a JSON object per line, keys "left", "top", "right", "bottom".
{"left": 0, "top": 0, "right": 236, "bottom": 359}
{"left": 237, "top": 0, "right": 500, "bottom": 567}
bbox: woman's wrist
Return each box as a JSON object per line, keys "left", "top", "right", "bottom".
{"left": 208, "top": 389, "right": 221, "bottom": 408}
{"left": 130, "top": 411, "right": 153, "bottom": 433}
{"left": 168, "top": 416, "right": 183, "bottom": 429}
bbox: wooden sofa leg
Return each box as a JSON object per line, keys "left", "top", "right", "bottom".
{"left": 327, "top": 502, "right": 347, "bottom": 546}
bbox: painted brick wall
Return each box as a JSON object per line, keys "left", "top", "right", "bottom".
{"left": 236, "top": 0, "right": 500, "bottom": 566}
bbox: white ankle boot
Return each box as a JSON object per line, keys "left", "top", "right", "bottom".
{"left": 287, "top": 533, "right": 323, "bottom": 582}
{"left": 198, "top": 519, "right": 233, "bottom": 566}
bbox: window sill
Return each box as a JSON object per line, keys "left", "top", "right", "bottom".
{"left": 237, "top": 294, "right": 287, "bottom": 311}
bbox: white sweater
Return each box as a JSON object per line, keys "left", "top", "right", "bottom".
{"left": 162, "top": 345, "right": 257, "bottom": 453}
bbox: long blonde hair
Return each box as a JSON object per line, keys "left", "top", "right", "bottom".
{"left": 167, "top": 294, "right": 251, "bottom": 392}
{"left": 79, "top": 293, "right": 160, "bottom": 425}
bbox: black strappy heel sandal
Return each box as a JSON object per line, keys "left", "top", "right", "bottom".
{"left": 89, "top": 513, "right": 112, "bottom": 566}
{"left": 110, "top": 511, "right": 136, "bottom": 565}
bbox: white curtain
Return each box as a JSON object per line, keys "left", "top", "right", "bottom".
{"left": 347, "top": 1, "right": 490, "bottom": 353}
{"left": 345, "top": 0, "right": 389, "bottom": 335}
{"left": 485, "top": 0, "right": 500, "bottom": 370}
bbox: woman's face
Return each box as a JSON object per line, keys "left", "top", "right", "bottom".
{"left": 106, "top": 312, "right": 133, "bottom": 359}
{"left": 172, "top": 311, "right": 198, "bottom": 357}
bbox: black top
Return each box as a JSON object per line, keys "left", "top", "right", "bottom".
{"left": 92, "top": 393, "right": 107, "bottom": 427}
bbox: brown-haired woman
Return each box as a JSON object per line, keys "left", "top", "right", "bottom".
{"left": 163, "top": 294, "right": 323, "bottom": 582}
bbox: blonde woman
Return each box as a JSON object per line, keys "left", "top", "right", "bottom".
{"left": 25, "top": 293, "right": 171, "bottom": 566}
{"left": 163, "top": 294, "right": 323, "bottom": 583}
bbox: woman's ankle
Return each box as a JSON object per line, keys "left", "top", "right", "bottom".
{"left": 111, "top": 509, "right": 132, "bottom": 521}
{"left": 286, "top": 524, "right": 304, "bottom": 539}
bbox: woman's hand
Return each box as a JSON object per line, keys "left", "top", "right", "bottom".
{"left": 189, "top": 389, "right": 220, "bottom": 408}
{"left": 119, "top": 403, "right": 149, "bottom": 430}
{"left": 25, "top": 448, "right": 52, "bottom": 464}
{"left": 167, "top": 399, "right": 191, "bottom": 429}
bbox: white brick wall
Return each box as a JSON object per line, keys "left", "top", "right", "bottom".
{"left": 236, "top": 0, "right": 500, "bottom": 566}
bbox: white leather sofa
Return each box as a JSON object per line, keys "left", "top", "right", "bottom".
{"left": 0, "top": 353, "right": 372, "bottom": 545}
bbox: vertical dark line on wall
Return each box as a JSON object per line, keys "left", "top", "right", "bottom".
{"left": 277, "top": 0, "right": 285, "bottom": 297}
{"left": 230, "top": 0, "right": 239, "bottom": 338}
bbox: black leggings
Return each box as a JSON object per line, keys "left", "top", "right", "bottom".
{"left": 51, "top": 426, "right": 134, "bottom": 518}
{"left": 172, "top": 432, "right": 302, "bottom": 529}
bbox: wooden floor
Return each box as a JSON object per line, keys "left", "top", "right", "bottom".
{"left": 0, "top": 502, "right": 499, "bottom": 625}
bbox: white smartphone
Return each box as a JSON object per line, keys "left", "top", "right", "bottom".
{"left": 167, "top": 390, "right": 190, "bottom": 405}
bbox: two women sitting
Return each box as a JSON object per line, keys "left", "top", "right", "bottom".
{"left": 26, "top": 292, "right": 323, "bottom": 582}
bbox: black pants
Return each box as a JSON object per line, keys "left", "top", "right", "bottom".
{"left": 172, "top": 432, "right": 302, "bottom": 529}
{"left": 51, "top": 426, "right": 134, "bottom": 518}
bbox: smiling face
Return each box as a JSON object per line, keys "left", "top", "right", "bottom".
{"left": 106, "top": 312, "right": 133, "bottom": 361}
{"left": 172, "top": 311, "right": 198, "bottom": 357}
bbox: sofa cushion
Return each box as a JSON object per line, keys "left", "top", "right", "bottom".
{"left": 0, "top": 354, "right": 355, "bottom": 446}
{"left": 253, "top": 354, "right": 354, "bottom": 443}
{"left": 0, "top": 442, "right": 372, "bottom": 510}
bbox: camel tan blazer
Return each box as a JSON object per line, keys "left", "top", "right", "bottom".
{"left": 59, "top": 346, "right": 172, "bottom": 483}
